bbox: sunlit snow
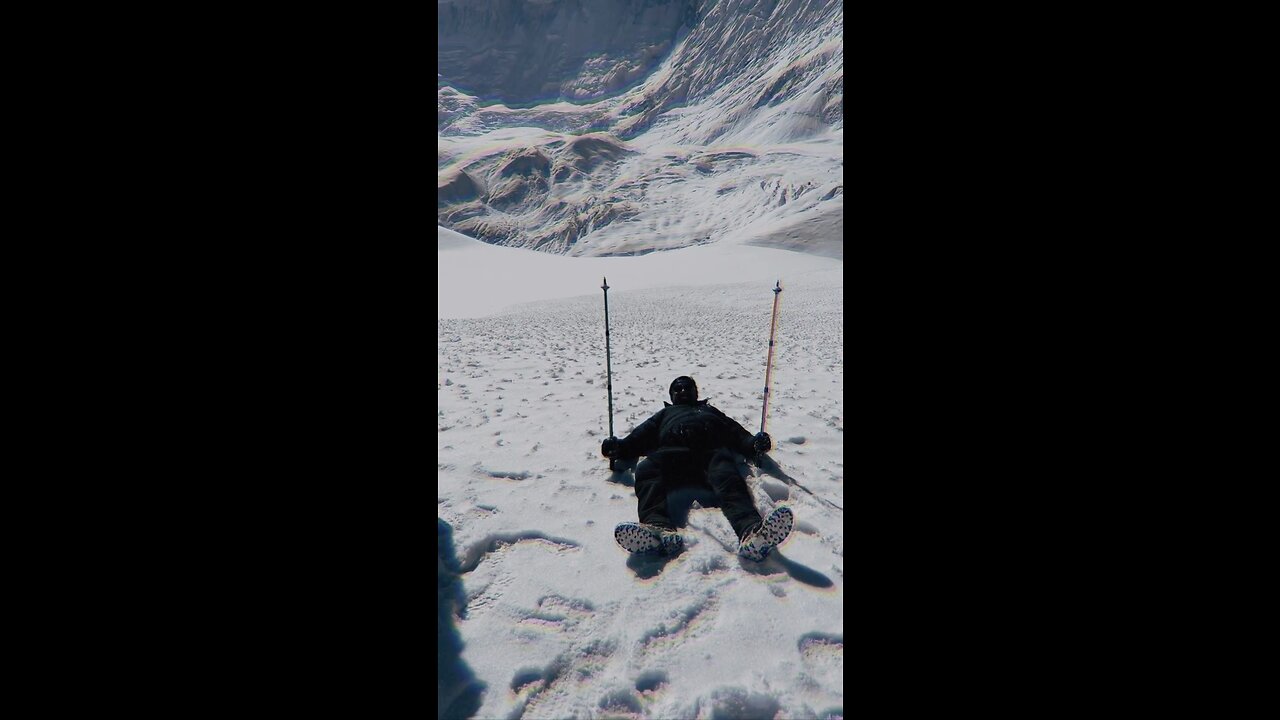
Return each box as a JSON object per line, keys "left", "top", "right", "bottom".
{"left": 439, "top": 2, "right": 842, "bottom": 718}
{"left": 439, "top": 225, "right": 843, "bottom": 720}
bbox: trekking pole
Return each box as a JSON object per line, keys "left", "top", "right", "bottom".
{"left": 602, "top": 277, "right": 616, "bottom": 471}
{"left": 761, "top": 280, "right": 782, "bottom": 434}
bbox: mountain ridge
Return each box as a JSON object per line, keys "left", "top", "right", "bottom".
{"left": 438, "top": 0, "right": 842, "bottom": 258}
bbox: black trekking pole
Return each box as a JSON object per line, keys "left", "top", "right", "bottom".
{"left": 602, "top": 277, "right": 616, "bottom": 471}
{"left": 760, "top": 280, "right": 782, "bottom": 434}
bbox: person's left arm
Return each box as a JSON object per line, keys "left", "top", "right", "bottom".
{"left": 709, "top": 405, "right": 771, "bottom": 457}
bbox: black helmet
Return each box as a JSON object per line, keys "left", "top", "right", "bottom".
{"left": 669, "top": 376, "right": 698, "bottom": 404}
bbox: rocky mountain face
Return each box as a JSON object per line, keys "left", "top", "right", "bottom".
{"left": 438, "top": 0, "right": 695, "bottom": 104}
{"left": 438, "top": 0, "right": 843, "bottom": 258}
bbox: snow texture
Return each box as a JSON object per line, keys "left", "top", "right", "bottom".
{"left": 438, "top": 226, "right": 843, "bottom": 719}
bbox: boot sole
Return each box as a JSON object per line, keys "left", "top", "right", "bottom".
{"left": 738, "top": 506, "right": 794, "bottom": 561}
{"left": 615, "top": 523, "right": 683, "bottom": 556}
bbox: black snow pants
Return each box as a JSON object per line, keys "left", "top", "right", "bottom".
{"left": 634, "top": 447, "right": 762, "bottom": 540}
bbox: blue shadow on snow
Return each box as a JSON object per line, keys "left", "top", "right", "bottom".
{"left": 438, "top": 519, "right": 485, "bottom": 720}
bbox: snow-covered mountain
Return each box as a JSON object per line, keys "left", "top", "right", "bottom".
{"left": 438, "top": 226, "right": 843, "bottom": 719}
{"left": 438, "top": 0, "right": 843, "bottom": 258}
{"left": 438, "top": 4, "right": 842, "bottom": 716}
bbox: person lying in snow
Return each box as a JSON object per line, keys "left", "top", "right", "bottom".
{"left": 601, "top": 375, "right": 793, "bottom": 560}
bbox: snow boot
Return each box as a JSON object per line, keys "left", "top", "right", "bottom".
{"left": 737, "top": 506, "right": 794, "bottom": 561}
{"left": 615, "top": 522, "right": 684, "bottom": 556}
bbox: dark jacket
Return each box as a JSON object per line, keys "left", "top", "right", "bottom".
{"left": 614, "top": 400, "right": 756, "bottom": 459}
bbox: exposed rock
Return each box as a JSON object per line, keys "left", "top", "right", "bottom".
{"left": 437, "top": 0, "right": 843, "bottom": 258}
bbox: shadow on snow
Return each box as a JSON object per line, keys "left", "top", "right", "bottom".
{"left": 439, "top": 519, "right": 485, "bottom": 720}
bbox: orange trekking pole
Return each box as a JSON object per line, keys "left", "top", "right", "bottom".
{"left": 760, "top": 280, "right": 782, "bottom": 433}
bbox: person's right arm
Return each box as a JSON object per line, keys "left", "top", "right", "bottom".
{"left": 602, "top": 409, "right": 664, "bottom": 459}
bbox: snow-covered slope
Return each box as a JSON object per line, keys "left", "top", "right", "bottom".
{"left": 438, "top": 225, "right": 843, "bottom": 719}
{"left": 438, "top": 0, "right": 842, "bottom": 258}
{"left": 439, "top": 225, "right": 840, "bottom": 318}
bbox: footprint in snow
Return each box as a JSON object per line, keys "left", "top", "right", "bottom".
{"left": 458, "top": 531, "right": 581, "bottom": 573}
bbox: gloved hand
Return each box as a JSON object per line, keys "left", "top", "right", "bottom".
{"left": 601, "top": 436, "right": 621, "bottom": 458}
{"left": 751, "top": 432, "right": 772, "bottom": 455}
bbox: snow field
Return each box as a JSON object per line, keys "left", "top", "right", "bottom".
{"left": 439, "top": 275, "right": 842, "bottom": 719}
